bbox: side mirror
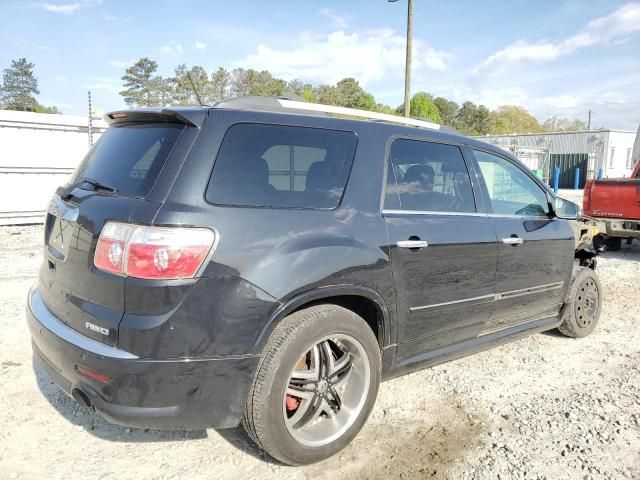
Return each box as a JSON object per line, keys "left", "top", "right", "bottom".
{"left": 553, "top": 197, "right": 580, "bottom": 220}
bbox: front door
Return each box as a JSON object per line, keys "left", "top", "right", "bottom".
{"left": 383, "top": 138, "right": 498, "bottom": 360}
{"left": 469, "top": 148, "right": 574, "bottom": 334}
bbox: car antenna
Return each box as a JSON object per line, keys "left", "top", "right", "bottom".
{"left": 186, "top": 71, "right": 204, "bottom": 107}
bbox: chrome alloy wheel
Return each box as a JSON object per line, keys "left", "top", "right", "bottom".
{"left": 283, "top": 334, "right": 370, "bottom": 447}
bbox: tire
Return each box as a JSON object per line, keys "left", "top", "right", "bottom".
{"left": 242, "top": 304, "right": 381, "bottom": 465}
{"left": 558, "top": 267, "right": 603, "bottom": 338}
{"left": 604, "top": 236, "right": 622, "bottom": 251}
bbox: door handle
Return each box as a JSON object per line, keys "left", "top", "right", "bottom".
{"left": 397, "top": 240, "right": 429, "bottom": 249}
{"left": 502, "top": 237, "right": 524, "bottom": 245}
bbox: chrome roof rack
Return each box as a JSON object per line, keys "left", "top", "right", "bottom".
{"left": 277, "top": 99, "right": 441, "bottom": 131}
{"left": 213, "top": 96, "right": 441, "bottom": 131}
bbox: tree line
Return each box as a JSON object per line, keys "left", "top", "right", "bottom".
{"left": 119, "top": 57, "right": 588, "bottom": 136}
{"left": 0, "top": 58, "right": 60, "bottom": 113}
{"left": 1, "top": 56, "right": 590, "bottom": 136}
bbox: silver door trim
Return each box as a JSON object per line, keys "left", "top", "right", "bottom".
{"left": 410, "top": 281, "right": 564, "bottom": 312}
{"left": 495, "top": 281, "right": 564, "bottom": 300}
{"left": 410, "top": 293, "right": 495, "bottom": 312}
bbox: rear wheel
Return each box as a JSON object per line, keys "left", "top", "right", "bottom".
{"left": 242, "top": 304, "right": 381, "bottom": 465}
{"left": 558, "top": 267, "right": 603, "bottom": 338}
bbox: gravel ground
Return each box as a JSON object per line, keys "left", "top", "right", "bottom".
{"left": 0, "top": 225, "right": 638, "bottom": 480}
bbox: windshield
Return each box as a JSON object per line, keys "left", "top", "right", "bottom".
{"left": 72, "top": 123, "right": 185, "bottom": 198}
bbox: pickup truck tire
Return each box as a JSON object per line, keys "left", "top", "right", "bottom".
{"left": 241, "top": 304, "right": 381, "bottom": 466}
{"left": 558, "top": 267, "right": 603, "bottom": 338}
{"left": 604, "top": 237, "right": 622, "bottom": 251}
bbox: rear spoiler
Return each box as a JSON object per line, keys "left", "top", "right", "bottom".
{"left": 104, "top": 108, "right": 207, "bottom": 128}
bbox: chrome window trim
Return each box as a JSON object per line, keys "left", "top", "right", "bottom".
{"left": 28, "top": 286, "right": 139, "bottom": 360}
{"left": 409, "top": 282, "right": 564, "bottom": 312}
{"left": 381, "top": 209, "right": 553, "bottom": 220}
{"left": 382, "top": 209, "right": 487, "bottom": 217}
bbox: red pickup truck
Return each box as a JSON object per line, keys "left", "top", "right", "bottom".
{"left": 583, "top": 136, "right": 640, "bottom": 250}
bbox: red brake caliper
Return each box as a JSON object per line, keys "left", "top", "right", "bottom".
{"left": 286, "top": 395, "right": 300, "bottom": 411}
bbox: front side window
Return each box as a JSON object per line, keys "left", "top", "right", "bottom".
{"left": 473, "top": 149, "right": 549, "bottom": 216}
{"left": 384, "top": 139, "right": 475, "bottom": 213}
{"left": 206, "top": 124, "right": 357, "bottom": 209}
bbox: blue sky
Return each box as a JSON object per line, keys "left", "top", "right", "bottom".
{"left": 1, "top": 0, "right": 639, "bottom": 130}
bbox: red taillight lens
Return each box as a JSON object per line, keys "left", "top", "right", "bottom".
{"left": 94, "top": 222, "right": 215, "bottom": 280}
{"left": 94, "top": 222, "right": 129, "bottom": 274}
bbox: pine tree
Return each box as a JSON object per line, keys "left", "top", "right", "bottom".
{"left": 1, "top": 58, "right": 40, "bottom": 111}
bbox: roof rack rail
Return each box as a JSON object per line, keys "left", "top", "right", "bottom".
{"left": 213, "top": 96, "right": 441, "bottom": 131}
{"left": 277, "top": 99, "right": 441, "bottom": 131}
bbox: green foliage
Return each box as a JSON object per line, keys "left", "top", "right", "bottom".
{"left": 409, "top": 92, "right": 441, "bottom": 123}
{"left": 542, "top": 116, "right": 587, "bottom": 132}
{"left": 229, "top": 68, "right": 287, "bottom": 98}
{"left": 210, "top": 67, "right": 231, "bottom": 101}
{"left": 433, "top": 97, "right": 459, "bottom": 126}
{"left": 453, "top": 101, "right": 491, "bottom": 135}
{"left": 0, "top": 58, "right": 61, "bottom": 113}
{"left": 33, "top": 104, "right": 61, "bottom": 114}
{"left": 489, "top": 105, "right": 543, "bottom": 134}
{"left": 115, "top": 58, "right": 596, "bottom": 136}
{"left": 1, "top": 58, "right": 40, "bottom": 111}
{"left": 119, "top": 57, "right": 163, "bottom": 106}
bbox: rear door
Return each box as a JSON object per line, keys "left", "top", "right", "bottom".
{"left": 40, "top": 118, "right": 193, "bottom": 345}
{"left": 383, "top": 138, "right": 497, "bottom": 359}
{"left": 469, "top": 148, "right": 574, "bottom": 334}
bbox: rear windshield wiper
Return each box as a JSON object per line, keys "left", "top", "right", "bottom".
{"left": 57, "top": 177, "right": 118, "bottom": 200}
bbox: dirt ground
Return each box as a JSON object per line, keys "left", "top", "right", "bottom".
{"left": 0, "top": 225, "right": 638, "bottom": 480}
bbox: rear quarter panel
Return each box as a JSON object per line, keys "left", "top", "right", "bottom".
{"left": 148, "top": 110, "right": 397, "bottom": 355}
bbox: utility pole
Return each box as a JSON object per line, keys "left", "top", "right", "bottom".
{"left": 587, "top": 109, "right": 592, "bottom": 131}
{"left": 389, "top": 0, "right": 413, "bottom": 117}
{"left": 403, "top": 0, "right": 413, "bottom": 117}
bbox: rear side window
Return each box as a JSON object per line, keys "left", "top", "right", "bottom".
{"left": 384, "top": 139, "right": 476, "bottom": 213}
{"left": 206, "top": 124, "right": 357, "bottom": 209}
{"left": 72, "top": 123, "right": 185, "bottom": 198}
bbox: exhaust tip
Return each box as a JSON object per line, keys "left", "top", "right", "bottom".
{"left": 72, "top": 388, "right": 92, "bottom": 408}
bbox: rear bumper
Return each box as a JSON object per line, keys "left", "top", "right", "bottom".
{"left": 27, "top": 286, "right": 259, "bottom": 430}
{"left": 593, "top": 218, "right": 640, "bottom": 239}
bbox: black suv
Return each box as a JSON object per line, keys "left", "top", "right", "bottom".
{"left": 27, "top": 97, "right": 602, "bottom": 465}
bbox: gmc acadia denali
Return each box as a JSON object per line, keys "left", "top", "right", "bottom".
{"left": 27, "top": 97, "right": 602, "bottom": 465}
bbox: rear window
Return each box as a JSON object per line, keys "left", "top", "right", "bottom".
{"left": 72, "top": 123, "right": 185, "bottom": 198}
{"left": 206, "top": 123, "right": 357, "bottom": 209}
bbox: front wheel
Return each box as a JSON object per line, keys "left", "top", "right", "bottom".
{"left": 242, "top": 304, "right": 381, "bottom": 465}
{"left": 558, "top": 267, "right": 603, "bottom": 338}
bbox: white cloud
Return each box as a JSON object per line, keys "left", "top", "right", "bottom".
{"left": 86, "top": 76, "right": 120, "bottom": 94}
{"left": 474, "top": 2, "right": 640, "bottom": 73}
{"left": 103, "top": 13, "right": 131, "bottom": 22}
{"left": 37, "top": 0, "right": 103, "bottom": 15}
{"left": 39, "top": 3, "right": 81, "bottom": 14}
{"left": 52, "top": 75, "right": 69, "bottom": 81}
{"left": 194, "top": 41, "right": 206, "bottom": 50}
{"left": 318, "top": 8, "right": 347, "bottom": 29}
{"left": 160, "top": 42, "right": 184, "bottom": 56}
{"left": 237, "top": 29, "right": 453, "bottom": 86}
{"left": 109, "top": 59, "right": 134, "bottom": 68}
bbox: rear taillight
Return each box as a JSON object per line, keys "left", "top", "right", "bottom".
{"left": 94, "top": 222, "right": 215, "bottom": 280}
